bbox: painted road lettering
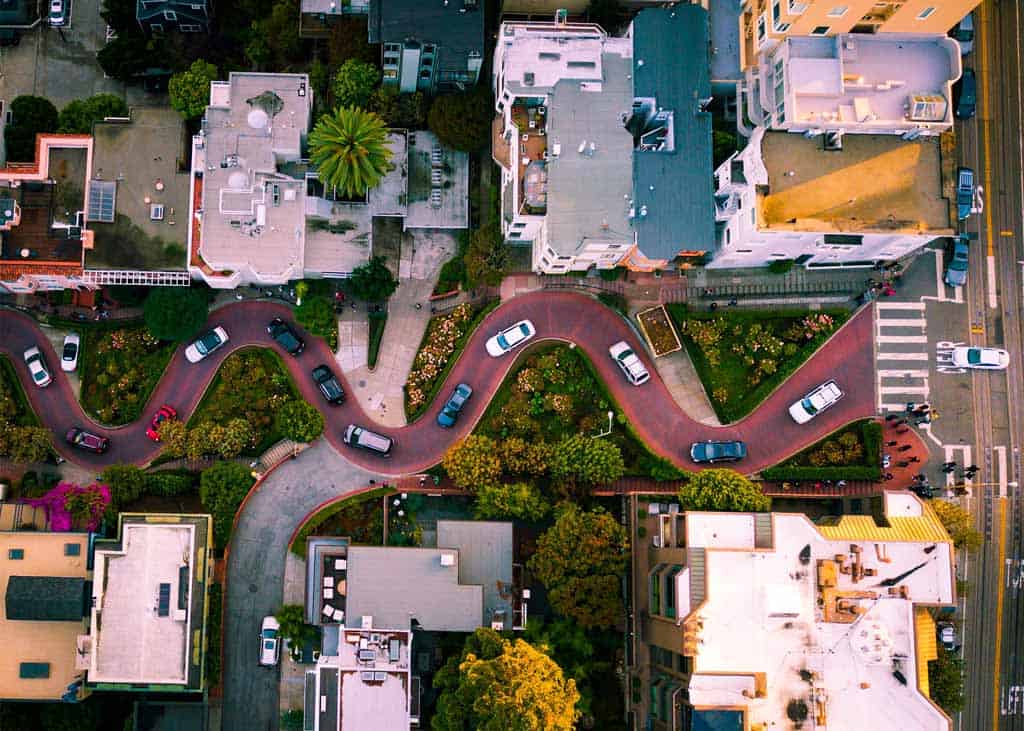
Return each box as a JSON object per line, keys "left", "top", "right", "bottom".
{"left": 1006, "top": 557, "right": 1024, "bottom": 591}
{"left": 1002, "top": 686, "right": 1024, "bottom": 715}
{"left": 936, "top": 341, "right": 967, "bottom": 374}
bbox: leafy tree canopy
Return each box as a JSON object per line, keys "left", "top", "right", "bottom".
{"left": 199, "top": 461, "right": 255, "bottom": 551}
{"left": 473, "top": 482, "right": 550, "bottom": 522}
{"left": 332, "top": 59, "right": 380, "bottom": 109}
{"left": 309, "top": 106, "right": 393, "bottom": 199}
{"left": 369, "top": 87, "right": 428, "bottom": 130}
{"left": 275, "top": 400, "right": 325, "bottom": 443}
{"left": 427, "top": 88, "right": 494, "bottom": 152}
{"left": 58, "top": 94, "right": 129, "bottom": 134}
{"left": 442, "top": 435, "right": 502, "bottom": 489}
{"left": 143, "top": 286, "right": 209, "bottom": 342}
{"left": 930, "top": 499, "right": 982, "bottom": 551}
{"left": 928, "top": 646, "right": 964, "bottom": 713}
{"left": 4, "top": 96, "right": 59, "bottom": 162}
{"left": 677, "top": 468, "right": 771, "bottom": 513}
{"left": 549, "top": 435, "right": 625, "bottom": 487}
{"left": 169, "top": 59, "right": 219, "bottom": 120}
{"left": 348, "top": 255, "right": 398, "bottom": 302}
{"left": 464, "top": 221, "right": 507, "bottom": 288}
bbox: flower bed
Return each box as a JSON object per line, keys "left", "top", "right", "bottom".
{"left": 667, "top": 306, "right": 848, "bottom": 423}
{"left": 760, "top": 419, "right": 882, "bottom": 481}
{"left": 25, "top": 482, "right": 111, "bottom": 532}
{"left": 636, "top": 305, "right": 681, "bottom": 357}
{"left": 81, "top": 326, "right": 176, "bottom": 425}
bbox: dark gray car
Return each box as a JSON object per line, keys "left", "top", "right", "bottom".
{"left": 944, "top": 235, "right": 970, "bottom": 287}
{"left": 689, "top": 441, "right": 747, "bottom": 464}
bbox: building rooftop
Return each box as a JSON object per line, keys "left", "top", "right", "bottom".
{"left": 631, "top": 5, "right": 716, "bottom": 259}
{"left": 758, "top": 131, "right": 951, "bottom": 233}
{"left": 405, "top": 130, "right": 469, "bottom": 229}
{"left": 368, "top": 0, "right": 484, "bottom": 77}
{"left": 777, "top": 34, "right": 960, "bottom": 130}
{"left": 0, "top": 531, "right": 90, "bottom": 701}
{"left": 88, "top": 514, "right": 211, "bottom": 690}
{"left": 682, "top": 492, "right": 954, "bottom": 731}
{"left": 194, "top": 73, "right": 311, "bottom": 284}
{"left": 345, "top": 546, "right": 482, "bottom": 632}
{"left": 436, "top": 521, "right": 517, "bottom": 630}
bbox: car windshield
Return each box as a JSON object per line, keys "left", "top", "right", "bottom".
{"left": 197, "top": 333, "right": 219, "bottom": 355}
{"left": 262, "top": 629, "right": 277, "bottom": 640}
{"left": 496, "top": 333, "right": 510, "bottom": 349}
{"left": 801, "top": 398, "right": 818, "bottom": 415}
{"left": 63, "top": 343, "right": 76, "bottom": 358}
{"left": 950, "top": 257, "right": 968, "bottom": 271}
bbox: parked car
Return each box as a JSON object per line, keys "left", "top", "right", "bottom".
{"left": 937, "top": 622, "right": 959, "bottom": 652}
{"left": 789, "top": 380, "right": 843, "bottom": 424}
{"left": 954, "top": 68, "right": 976, "bottom": 119}
{"left": 48, "top": 0, "right": 66, "bottom": 26}
{"left": 951, "top": 346, "right": 1010, "bottom": 370}
{"left": 437, "top": 383, "right": 473, "bottom": 427}
{"left": 690, "top": 440, "right": 747, "bottom": 464}
{"left": 0, "top": 28, "right": 20, "bottom": 46}
{"left": 23, "top": 346, "right": 52, "bottom": 388}
{"left": 60, "top": 333, "right": 80, "bottom": 372}
{"left": 944, "top": 235, "right": 970, "bottom": 288}
{"left": 951, "top": 13, "right": 974, "bottom": 56}
{"left": 267, "top": 318, "right": 305, "bottom": 356}
{"left": 65, "top": 427, "right": 109, "bottom": 454}
{"left": 312, "top": 364, "right": 345, "bottom": 404}
{"left": 608, "top": 341, "right": 650, "bottom": 386}
{"left": 259, "top": 616, "right": 281, "bottom": 667}
{"left": 343, "top": 424, "right": 393, "bottom": 456}
{"left": 185, "top": 326, "right": 229, "bottom": 363}
{"left": 485, "top": 320, "right": 536, "bottom": 357}
{"left": 145, "top": 405, "right": 178, "bottom": 441}
{"left": 956, "top": 167, "right": 975, "bottom": 221}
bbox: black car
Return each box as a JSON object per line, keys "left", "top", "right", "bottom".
{"left": 312, "top": 364, "right": 345, "bottom": 404}
{"left": 954, "top": 67, "right": 976, "bottom": 119}
{"left": 689, "top": 440, "right": 747, "bottom": 464}
{"left": 267, "top": 318, "right": 305, "bottom": 355}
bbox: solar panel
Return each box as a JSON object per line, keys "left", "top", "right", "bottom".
{"left": 86, "top": 181, "right": 116, "bottom": 223}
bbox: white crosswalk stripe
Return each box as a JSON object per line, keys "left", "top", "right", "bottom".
{"left": 875, "top": 302, "right": 930, "bottom": 412}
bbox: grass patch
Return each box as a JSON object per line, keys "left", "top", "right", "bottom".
{"left": 404, "top": 299, "right": 500, "bottom": 421}
{"left": 666, "top": 306, "right": 849, "bottom": 423}
{"left": 760, "top": 419, "right": 882, "bottom": 481}
{"left": 205, "top": 582, "right": 222, "bottom": 688}
{"left": 367, "top": 312, "right": 387, "bottom": 369}
{"left": 597, "top": 291, "right": 627, "bottom": 317}
{"left": 295, "top": 295, "right": 339, "bottom": 351}
{"left": 189, "top": 348, "right": 302, "bottom": 455}
{"left": 79, "top": 325, "right": 177, "bottom": 426}
{"left": 0, "top": 354, "right": 39, "bottom": 427}
{"left": 290, "top": 487, "right": 395, "bottom": 558}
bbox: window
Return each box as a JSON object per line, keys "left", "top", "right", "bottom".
{"left": 787, "top": 0, "right": 807, "bottom": 13}
{"left": 757, "top": 14, "right": 766, "bottom": 42}
{"left": 649, "top": 572, "right": 662, "bottom": 615}
{"left": 420, "top": 70, "right": 431, "bottom": 79}
{"left": 917, "top": 7, "right": 935, "bottom": 19}
{"left": 180, "top": 23, "right": 200, "bottom": 31}
{"left": 823, "top": 234, "right": 863, "bottom": 246}
{"left": 8, "top": 548, "right": 24, "bottom": 560}
{"left": 423, "top": 44, "right": 436, "bottom": 54}
{"left": 384, "top": 54, "right": 400, "bottom": 66}
{"left": 509, "top": 231, "right": 521, "bottom": 239}
{"left": 385, "top": 43, "right": 401, "bottom": 53}
{"left": 64, "top": 543, "right": 81, "bottom": 556}
{"left": 776, "top": 22, "right": 790, "bottom": 32}
{"left": 811, "top": 25, "right": 830, "bottom": 35}
{"left": 150, "top": 22, "right": 164, "bottom": 32}
{"left": 827, "top": 5, "right": 847, "bottom": 16}
{"left": 164, "top": 9, "right": 177, "bottom": 19}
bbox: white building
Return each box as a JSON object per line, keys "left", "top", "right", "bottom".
{"left": 711, "top": 126, "right": 954, "bottom": 269}
{"left": 746, "top": 33, "right": 962, "bottom": 137}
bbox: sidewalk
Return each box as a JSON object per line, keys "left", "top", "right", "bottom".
{"left": 338, "top": 230, "right": 457, "bottom": 428}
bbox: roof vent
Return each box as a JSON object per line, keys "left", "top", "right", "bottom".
{"left": 440, "top": 553, "right": 455, "bottom": 567}
{"left": 523, "top": 71, "right": 535, "bottom": 86}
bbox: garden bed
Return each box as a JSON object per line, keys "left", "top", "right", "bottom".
{"left": 0, "top": 354, "right": 39, "bottom": 427}
{"left": 404, "top": 300, "right": 500, "bottom": 421}
{"left": 635, "top": 305, "right": 681, "bottom": 357}
{"left": 367, "top": 312, "right": 387, "bottom": 369}
{"left": 290, "top": 487, "right": 395, "bottom": 558}
{"left": 666, "top": 306, "right": 849, "bottom": 423}
{"left": 80, "top": 325, "right": 177, "bottom": 426}
{"left": 760, "top": 419, "right": 882, "bottom": 481}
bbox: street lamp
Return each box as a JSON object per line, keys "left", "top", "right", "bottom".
{"left": 595, "top": 410, "right": 614, "bottom": 438}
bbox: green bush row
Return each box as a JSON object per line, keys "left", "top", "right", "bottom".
{"left": 759, "top": 465, "right": 882, "bottom": 481}
{"left": 289, "top": 487, "right": 395, "bottom": 558}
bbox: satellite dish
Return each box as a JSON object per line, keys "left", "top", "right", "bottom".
{"left": 247, "top": 109, "right": 269, "bottom": 129}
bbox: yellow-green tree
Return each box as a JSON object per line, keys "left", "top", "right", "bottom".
{"left": 433, "top": 628, "right": 580, "bottom": 731}
{"left": 930, "top": 500, "right": 982, "bottom": 551}
{"left": 442, "top": 435, "right": 502, "bottom": 489}
{"left": 677, "top": 468, "right": 770, "bottom": 512}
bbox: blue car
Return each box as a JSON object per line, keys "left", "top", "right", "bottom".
{"left": 437, "top": 383, "right": 473, "bottom": 427}
{"left": 689, "top": 440, "right": 747, "bottom": 464}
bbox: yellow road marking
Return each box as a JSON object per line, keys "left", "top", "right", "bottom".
{"left": 993, "top": 498, "right": 1007, "bottom": 729}
{"left": 1000, "top": 231, "right": 1014, "bottom": 237}
{"left": 979, "top": 1, "right": 995, "bottom": 258}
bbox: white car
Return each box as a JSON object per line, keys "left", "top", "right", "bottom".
{"left": 485, "top": 319, "right": 536, "bottom": 357}
{"left": 608, "top": 341, "right": 650, "bottom": 386}
{"left": 48, "top": 0, "right": 66, "bottom": 26}
{"left": 61, "top": 333, "right": 80, "bottom": 372}
{"left": 259, "top": 616, "right": 281, "bottom": 667}
{"left": 185, "top": 326, "right": 229, "bottom": 363}
{"left": 789, "top": 380, "right": 843, "bottom": 424}
{"left": 23, "top": 346, "right": 52, "bottom": 388}
{"left": 951, "top": 346, "right": 1009, "bottom": 370}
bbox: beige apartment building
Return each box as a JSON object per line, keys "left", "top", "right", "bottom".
{"left": 740, "top": 0, "right": 980, "bottom": 69}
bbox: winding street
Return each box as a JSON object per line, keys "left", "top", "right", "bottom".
{"left": 0, "top": 291, "right": 876, "bottom": 474}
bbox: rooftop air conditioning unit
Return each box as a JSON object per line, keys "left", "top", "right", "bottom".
{"left": 440, "top": 553, "right": 455, "bottom": 567}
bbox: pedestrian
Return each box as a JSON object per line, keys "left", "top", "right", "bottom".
{"left": 966, "top": 464, "right": 978, "bottom": 472}
{"left": 895, "top": 418, "right": 908, "bottom": 426}
{"left": 909, "top": 456, "right": 920, "bottom": 463}
{"left": 886, "top": 440, "right": 898, "bottom": 447}
{"left": 728, "top": 299, "right": 738, "bottom": 307}
{"left": 943, "top": 461, "right": 956, "bottom": 469}
{"left": 897, "top": 461, "right": 910, "bottom": 468}
{"left": 884, "top": 473, "right": 894, "bottom": 481}
{"left": 906, "top": 403, "right": 916, "bottom": 413}
{"left": 914, "top": 416, "right": 930, "bottom": 426}
{"left": 942, "top": 465, "right": 956, "bottom": 474}
{"left": 917, "top": 404, "right": 931, "bottom": 413}
{"left": 710, "top": 302, "right": 719, "bottom": 312}
{"left": 885, "top": 414, "right": 898, "bottom": 422}
{"left": 896, "top": 427, "right": 909, "bottom": 434}
{"left": 898, "top": 444, "right": 912, "bottom": 452}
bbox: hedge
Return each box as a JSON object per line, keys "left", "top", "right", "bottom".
{"left": 759, "top": 465, "right": 882, "bottom": 481}
{"left": 289, "top": 486, "right": 395, "bottom": 558}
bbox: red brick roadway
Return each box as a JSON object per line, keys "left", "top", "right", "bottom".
{"left": 0, "top": 292, "right": 878, "bottom": 476}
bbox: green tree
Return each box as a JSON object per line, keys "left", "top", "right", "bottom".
{"left": 332, "top": 59, "right": 380, "bottom": 109}
{"left": 442, "top": 435, "right": 502, "bottom": 489}
{"left": 309, "top": 106, "right": 393, "bottom": 198}
{"left": 930, "top": 500, "right": 982, "bottom": 551}
{"left": 275, "top": 603, "right": 317, "bottom": 655}
{"left": 549, "top": 435, "right": 625, "bottom": 487}
{"left": 348, "top": 256, "right": 398, "bottom": 302}
{"left": 221, "top": 418, "right": 256, "bottom": 457}
{"left": 58, "top": 94, "right": 129, "bottom": 134}
{"left": 527, "top": 504, "right": 629, "bottom": 628}
{"left": 677, "top": 468, "right": 771, "bottom": 512}
{"left": 928, "top": 646, "right": 964, "bottom": 713}
{"left": 327, "top": 17, "right": 379, "bottom": 67}
{"left": 473, "top": 482, "right": 550, "bottom": 522}
{"left": 427, "top": 88, "right": 494, "bottom": 152}
{"left": 100, "top": 464, "right": 146, "bottom": 514}
{"left": 199, "top": 461, "right": 255, "bottom": 551}
{"left": 464, "top": 221, "right": 508, "bottom": 288}
{"left": 96, "top": 34, "right": 153, "bottom": 82}
{"left": 433, "top": 628, "right": 580, "bottom": 731}
{"left": 143, "top": 287, "right": 209, "bottom": 342}
{"left": 158, "top": 419, "right": 187, "bottom": 458}
{"left": 369, "top": 87, "right": 428, "bottom": 129}
{"left": 4, "top": 96, "right": 59, "bottom": 162}
{"left": 7, "top": 427, "right": 53, "bottom": 463}
{"left": 294, "top": 294, "right": 338, "bottom": 349}
{"left": 185, "top": 427, "right": 208, "bottom": 461}
{"left": 275, "top": 400, "right": 325, "bottom": 443}
{"left": 245, "top": 0, "right": 303, "bottom": 70}
{"left": 523, "top": 617, "right": 609, "bottom": 722}
{"left": 169, "top": 60, "right": 219, "bottom": 120}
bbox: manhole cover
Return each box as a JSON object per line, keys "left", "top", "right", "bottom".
{"left": 358, "top": 380, "right": 366, "bottom": 387}
{"left": 249, "top": 584, "right": 258, "bottom": 593}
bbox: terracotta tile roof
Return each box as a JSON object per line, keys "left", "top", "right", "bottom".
{"left": 0, "top": 260, "right": 83, "bottom": 282}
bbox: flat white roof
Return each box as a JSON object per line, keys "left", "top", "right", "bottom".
{"left": 89, "top": 523, "right": 195, "bottom": 685}
{"left": 685, "top": 510, "right": 953, "bottom": 731}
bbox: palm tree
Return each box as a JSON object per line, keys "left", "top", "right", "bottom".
{"left": 308, "top": 106, "right": 393, "bottom": 199}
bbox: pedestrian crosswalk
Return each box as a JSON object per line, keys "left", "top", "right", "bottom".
{"left": 875, "top": 301, "right": 930, "bottom": 412}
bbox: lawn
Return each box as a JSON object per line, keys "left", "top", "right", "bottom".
{"left": 80, "top": 325, "right": 177, "bottom": 425}
{"left": 189, "top": 348, "right": 302, "bottom": 455}
{"left": 760, "top": 419, "right": 883, "bottom": 481}
{"left": 0, "top": 354, "right": 39, "bottom": 427}
{"left": 666, "top": 306, "right": 849, "bottom": 423}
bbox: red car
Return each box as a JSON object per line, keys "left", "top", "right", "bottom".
{"left": 146, "top": 405, "right": 178, "bottom": 441}
{"left": 65, "top": 428, "right": 110, "bottom": 454}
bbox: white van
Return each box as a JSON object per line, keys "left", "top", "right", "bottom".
{"left": 343, "top": 424, "right": 393, "bottom": 457}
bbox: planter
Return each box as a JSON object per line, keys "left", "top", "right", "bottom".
{"left": 635, "top": 305, "right": 681, "bottom": 357}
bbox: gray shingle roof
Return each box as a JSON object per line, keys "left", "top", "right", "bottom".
{"left": 369, "top": 0, "right": 484, "bottom": 80}
{"left": 631, "top": 5, "right": 717, "bottom": 259}
{"left": 6, "top": 576, "right": 85, "bottom": 621}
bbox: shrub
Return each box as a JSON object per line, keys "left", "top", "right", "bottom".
{"left": 597, "top": 291, "right": 627, "bottom": 316}
{"left": 101, "top": 464, "right": 146, "bottom": 515}
{"left": 275, "top": 400, "right": 325, "bottom": 443}
{"left": 549, "top": 435, "right": 625, "bottom": 488}
{"left": 143, "top": 287, "right": 209, "bottom": 342}
{"left": 442, "top": 435, "right": 502, "bottom": 489}
{"left": 331, "top": 59, "right": 380, "bottom": 109}
{"left": 294, "top": 295, "right": 338, "bottom": 350}
{"left": 473, "top": 482, "right": 551, "bottom": 522}
{"left": 759, "top": 465, "right": 882, "bottom": 481}
{"left": 677, "top": 469, "right": 770, "bottom": 512}
{"left": 200, "top": 462, "right": 256, "bottom": 552}
{"left": 427, "top": 88, "right": 495, "bottom": 152}
{"left": 367, "top": 312, "right": 387, "bottom": 369}
{"left": 206, "top": 583, "right": 222, "bottom": 686}
{"left": 768, "top": 259, "right": 795, "bottom": 274}
{"left": 349, "top": 256, "right": 398, "bottom": 302}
